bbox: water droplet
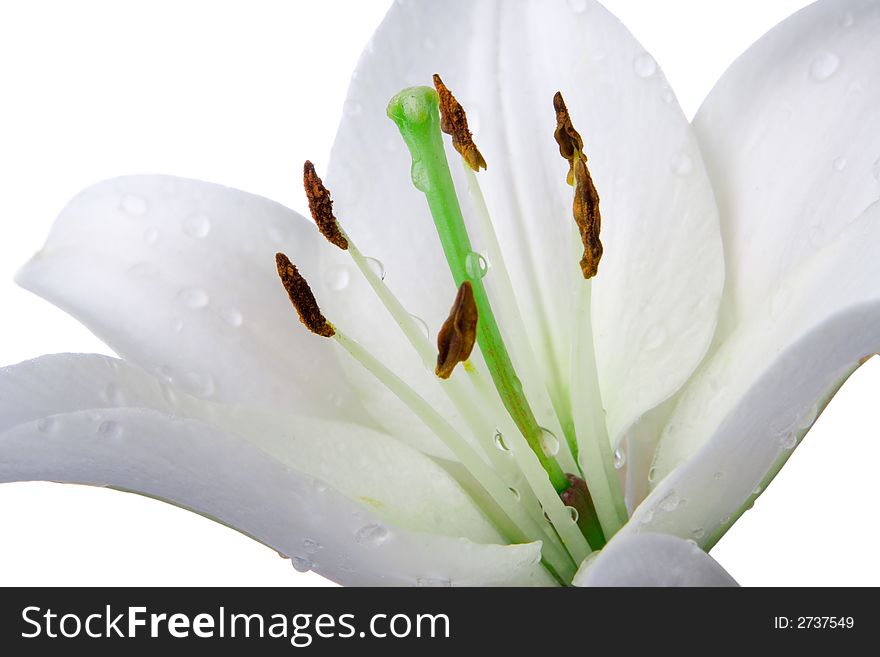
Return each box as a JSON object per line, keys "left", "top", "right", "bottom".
{"left": 567, "top": 506, "right": 579, "bottom": 523}
{"left": 809, "top": 52, "right": 840, "bottom": 82}
{"left": 658, "top": 491, "right": 681, "bottom": 512}
{"left": 840, "top": 11, "right": 855, "bottom": 28}
{"left": 343, "top": 99, "right": 362, "bottom": 116}
{"left": 170, "top": 318, "right": 184, "bottom": 333}
{"left": 465, "top": 251, "right": 489, "bottom": 279}
{"left": 832, "top": 156, "right": 848, "bottom": 172}
{"left": 613, "top": 447, "right": 627, "bottom": 469}
{"left": 325, "top": 266, "right": 351, "bottom": 291}
{"left": 120, "top": 194, "right": 147, "bottom": 216}
{"left": 183, "top": 371, "right": 215, "bottom": 398}
{"left": 508, "top": 487, "right": 520, "bottom": 501}
{"left": 721, "top": 514, "right": 732, "bottom": 525}
{"left": 642, "top": 325, "right": 667, "bottom": 350}
{"left": 632, "top": 52, "right": 657, "bottom": 78}
{"left": 218, "top": 307, "right": 243, "bottom": 327}
{"left": 176, "top": 287, "right": 209, "bottom": 309}
{"left": 662, "top": 88, "right": 675, "bottom": 104}
{"left": 493, "top": 431, "right": 510, "bottom": 452}
{"left": 183, "top": 213, "right": 211, "bottom": 239}
{"left": 753, "top": 485, "right": 763, "bottom": 496}
{"left": 670, "top": 153, "right": 693, "bottom": 176}
{"left": 291, "top": 556, "right": 312, "bottom": 573}
{"left": 648, "top": 466, "right": 657, "bottom": 483}
{"left": 410, "top": 314, "right": 429, "bottom": 337}
{"left": 36, "top": 417, "right": 56, "bottom": 434}
{"left": 567, "top": 0, "right": 588, "bottom": 13}
{"left": 355, "top": 524, "right": 390, "bottom": 546}
{"left": 640, "top": 507, "right": 655, "bottom": 524}
{"left": 411, "top": 160, "right": 430, "bottom": 192}
{"left": 302, "top": 538, "right": 321, "bottom": 554}
{"left": 713, "top": 471, "right": 724, "bottom": 481}
{"left": 691, "top": 527, "right": 705, "bottom": 539}
{"left": 416, "top": 577, "right": 451, "bottom": 587}
{"left": 780, "top": 432, "right": 797, "bottom": 449}
{"left": 364, "top": 256, "right": 385, "bottom": 280}
{"left": 97, "top": 420, "right": 122, "bottom": 440}
{"left": 538, "top": 428, "right": 559, "bottom": 457}
{"left": 143, "top": 227, "right": 159, "bottom": 245}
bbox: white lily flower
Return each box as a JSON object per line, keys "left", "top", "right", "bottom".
{"left": 2, "top": 0, "right": 879, "bottom": 587}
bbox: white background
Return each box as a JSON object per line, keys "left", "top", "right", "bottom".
{"left": 0, "top": 0, "right": 876, "bottom": 586}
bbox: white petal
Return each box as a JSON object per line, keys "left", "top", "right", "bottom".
{"left": 0, "top": 353, "right": 555, "bottom": 586}
{"left": 631, "top": 201, "right": 880, "bottom": 545}
{"left": 573, "top": 533, "right": 737, "bottom": 587}
{"left": 694, "top": 0, "right": 880, "bottom": 338}
{"left": 16, "top": 175, "right": 368, "bottom": 422}
{"left": 326, "top": 0, "right": 722, "bottom": 449}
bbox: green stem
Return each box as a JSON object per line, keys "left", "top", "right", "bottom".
{"left": 387, "top": 86, "right": 568, "bottom": 493}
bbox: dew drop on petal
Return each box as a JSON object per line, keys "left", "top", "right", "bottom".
{"left": 493, "top": 431, "right": 510, "bottom": 452}
{"left": 354, "top": 524, "right": 390, "bottom": 546}
{"left": 183, "top": 213, "right": 211, "bottom": 239}
{"left": 647, "top": 466, "right": 657, "bottom": 483}
{"left": 840, "top": 11, "right": 855, "bottom": 28}
{"left": 809, "top": 52, "right": 840, "bottom": 82}
{"left": 183, "top": 371, "right": 216, "bottom": 398}
{"left": 780, "top": 432, "right": 797, "bottom": 449}
{"left": 363, "top": 256, "right": 385, "bottom": 280}
{"left": 97, "top": 420, "right": 123, "bottom": 440}
{"left": 219, "top": 307, "right": 243, "bottom": 327}
{"left": 662, "top": 88, "right": 675, "bottom": 104}
{"left": 291, "top": 556, "right": 313, "bottom": 573}
{"left": 538, "top": 428, "right": 559, "bottom": 457}
{"left": 640, "top": 507, "right": 655, "bottom": 524}
{"left": 464, "top": 251, "right": 489, "bottom": 280}
{"left": 508, "top": 487, "right": 521, "bottom": 501}
{"left": 613, "top": 447, "right": 627, "bottom": 469}
{"left": 325, "top": 266, "right": 351, "bottom": 291}
{"left": 176, "top": 287, "right": 209, "bottom": 309}
{"left": 832, "top": 156, "right": 848, "bottom": 172}
{"left": 302, "top": 538, "right": 321, "bottom": 554}
{"left": 120, "top": 194, "right": 147, "bottom": 216}
{"left": 143, "top": 227, "right": 159, "bottom": 245}
{"left": 568, "top": 506, "right": 579, "bottom": 523}
{"left": 632, "top": 52, "right": 657, "bottom": 78}
{"left": 567, "top": 0, "right": 588, "bottom": 13}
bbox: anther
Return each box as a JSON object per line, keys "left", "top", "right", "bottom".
{"left": 435, "top": 281, "right": 479, "bottom": 379}
{"left": 303, "top": 160, "right": 348, "bottom": 250}
{"left": 433, "top": 74, "right": 487, "bottom": 172}
{"left": 553, "top": 92, "right": 603, "bottom": 279}
{"left": 275, "top": 252, "right": 335, "bottom": 337}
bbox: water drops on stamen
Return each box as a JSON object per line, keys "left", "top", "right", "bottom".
{"left": 809, "top": 52, "right": 841, "bottom": 82}
{"left": 325, "top": 266, "right": 351, "bottom": 291}
{"left": 183, "top": 213, "right": 211, "bottom": 239}
{"left": 567, "top": 0, "right": 588, "bottom": 13}
{"left": 632, "top": 52, "right": 657, "bottom": 78}
{"left": 670, "top": 153, "right": 693, "bottom": 176}
{"left": 464, "top": 251, "right": 489, "bottom": 280}
{"left": 832, "top": 156, "right": 848, "bottom": 172}
{"left": 354, "top": 524, "right": 390, "bottom": 546}
{"left": 342, "top": 99, "right": 363, "bottom": 117}
{"left": 567, "top": 506, "right": 579, "bottom": 524}
{"left": 753, "top": 485, "right": 763, "bottom": 496}
{"left": 538, "top": 427, "right": 560, "bottom": 457}
{"left": 143, "top": 227, "right": 159, "bottom": 245}
{"left": 97, "top": 420, "right": 123, "bottom": 441}
{"left": 219, "top": 306, "right": 244, "bottom": 327}
{"left": 120, "top": 194, "right": 148, "bottom": 216}
{"left": 291, "top": 556, "right": 313, "bottom": 573}
{"left": 411, "top": 160, "right": 431, "bottom": 192}
{"left": 364, "top": 256, "right": 386, "bottom": 280}
{"left": 493, "top": 430, "right": 510, "bottom": 452}
{"left": 176, "top": 287, "right": 209, "bottom": 309}
{"left": 613, "top": 446, "right": 627, "bottom": 470}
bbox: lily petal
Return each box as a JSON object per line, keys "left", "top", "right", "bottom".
{"left": 16, "top": 175, "right": 368, "bottom": 423}
{"left": 326, "top": 0, "right": 722, "bottom": 451}
{"left": 573, "top": 533, "right": 737, "bottom": 587}
{"left": 0, "top": 354, "right": 555, "bottom": 586}
{"left": 694, "top": 0, "right": 880, "bottom": 339}
{"left": 633, "top": 201, "right": 880, "bottom": 546}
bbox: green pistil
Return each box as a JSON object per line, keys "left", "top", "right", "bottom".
{"left": 387, "top": 86, "right": 568, "bottom": 493}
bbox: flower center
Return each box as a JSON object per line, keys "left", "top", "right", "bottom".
{"left": 275, "top": 76, "right": 628, "bottom": 584}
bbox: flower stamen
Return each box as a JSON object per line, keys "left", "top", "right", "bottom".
{"left": 435, "top": 281, "right": 479, "bottom": 379}
{"left": 303, "top": 160, "right": 349, "bottom": 250}
{"left": 432, "top": 73, "right": 487, "bottom": 172}
{"left": 275, "top": 252, "right": 335, "bottom": 337}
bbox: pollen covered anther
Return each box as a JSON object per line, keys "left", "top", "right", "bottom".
{"left": 554, "top": 91, "right": 603, "bottom": 279}
{"left": 275, "top": 252, "right": 335, "bottom": 337}
{"left": 433, "top": 74, "right": 487, "bottom": 172}
{"left": 435, "top": 281, "right": 479, "bottom": 379}
{"left": 303, "top": 160, "right": 348, "bottom": 250}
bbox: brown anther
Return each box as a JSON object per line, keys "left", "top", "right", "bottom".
{"left": 573, "top": 158, "right": 602, "bottom": 279}
{"left": 433, "top": 73, "right": 487, "bottom": 172}
{"left": 303, "top": 160, "right": 348, "bottom": 250}
{"left": 275, "top": 252, "right": 335, "bottom": 337}
{"left": 553, "top": 91, "right": 584, "bottom": 185}
{"left": 435, "top": 281, "right": 479, "bottom": 379}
